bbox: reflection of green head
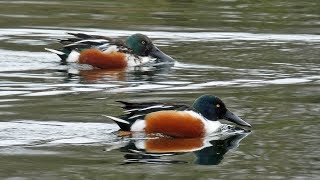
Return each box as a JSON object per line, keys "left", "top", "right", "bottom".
{"left": 126, "top": 34, "right": 153, "bottom": 56}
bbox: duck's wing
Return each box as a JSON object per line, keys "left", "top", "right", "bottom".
{"left": 45, "top": 33, "right": 130, "bottom": 62}
{"left": 60, "top": 33, "right": 129, "bottom": 51}
{"left": 105, "top": 101, "right": 190, "bottom": 131}
{"left": 117, "top": 101, "right": 189, "bottom": 116}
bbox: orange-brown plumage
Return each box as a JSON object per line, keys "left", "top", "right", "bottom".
{"left": 145, "top": 138, "right": 204, "bottom": 153}
{"left": 145, "top": 111, "right": 205, "bottom": 138}
{"left": 79, "top": 49, "right": 127, "bottom": 69}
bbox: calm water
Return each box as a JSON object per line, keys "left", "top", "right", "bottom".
{"left": 0, "top": 0, "right": 319, "bottom": 179}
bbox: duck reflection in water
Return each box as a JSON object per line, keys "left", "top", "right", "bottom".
{"left": 106, "top": 131, "right": 250, "bottom": 165}
{"left": 58, "top": 64, "right": 174, "bottom": 83}
{"left": 78, "top": 68, "right": 127, "bottom": 82}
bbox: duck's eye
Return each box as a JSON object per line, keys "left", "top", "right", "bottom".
{"left": 216, "top": 104, "right": 220, "bottom": 108}
{"left": 141, "top": 40, "right": 146, "bottom": 45}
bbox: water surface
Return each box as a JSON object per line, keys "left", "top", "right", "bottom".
{"left": 0, "top": 0, "right": 319, "bottom": 179}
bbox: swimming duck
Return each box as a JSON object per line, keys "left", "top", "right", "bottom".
{"left": 45, "top": 33, "right": 175, "bottom": 69}
{"left": 105, "top": 95, "right": 251, "bottom": 138}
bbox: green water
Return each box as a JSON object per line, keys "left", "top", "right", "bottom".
{"left": 0, "top": 0, "right": 319, "bottom": 179}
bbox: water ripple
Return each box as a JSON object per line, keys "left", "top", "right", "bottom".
{"left": 0, "top": 120, "right": 118, "bottom": 147}
{"left": 0, "top": 27, "right": 319, "bottom": 97}
{"left": 1, "top": 28, "right": 320, "bottom": 42}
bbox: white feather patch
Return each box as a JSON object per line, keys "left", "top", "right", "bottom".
{"left": 78, "top": 39, "right": 109, "bottom": 43}
{"left": 66, "top": 39, "right": 109, "bottom": 47}
{"left": 45, "top": 48, "right": 64, "bottom": 55}
{"left": 128, "top": 114, "right": 144, "bottom": 119}
{"left": 130, "top": 120, "right": 145, "bottom": 131}
{"left": 204, "top": 121, "right": 222, "bottom": 136}
{"left": 124, "top": 105, "right": 172, "bottom": 114}
{"left": 185, "top": 111, "right": 222, "bottom": 136}
{"left": 126, "top": 55, "right": 156, "bottom": 67}
{"left": 124, "top": 108, "right": 138, "bottom": 113}
{"left": 103, "top": 45, "right": 119, "bottom": 53}
{"left": 134, "top": 140, "right": 145, "bottom": 149}
{"left": 139, "top": 105, "right": 173, "bottom": 111}
{"left": 66, "top": 50, "right": 80, "bottom": 62}
{"left": 102, "top": 115, "right": 130, "bottom": 124}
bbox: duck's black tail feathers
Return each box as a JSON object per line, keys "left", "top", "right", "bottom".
{"left": 103, "top": 115, "right": 132, "bottom": 131}
{"left": 44, "top": 48, "right": 70, "bottom": 62}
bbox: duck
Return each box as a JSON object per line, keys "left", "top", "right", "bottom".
{"left": 105, "top": 95, "right": 251, "bottom": 138}
{"left": 45, "top": 33, "right": 175, "bottom": 69}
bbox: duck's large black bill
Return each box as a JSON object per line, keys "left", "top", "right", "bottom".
{"left": 222, "top": 109, "right": 251, "bottom": 127}
{"left": 149, "top": 46, "right": 175, "bottom": 63}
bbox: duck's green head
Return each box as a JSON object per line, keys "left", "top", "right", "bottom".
{"left": 126, "top": 33, "right": 175, "bottom": 62}
{"left": 192, "top": 95, "right": 251, "bottom": 127}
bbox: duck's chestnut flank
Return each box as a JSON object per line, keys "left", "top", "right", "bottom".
{"left": 79, "top": 49, "right": 127, "bottom": 69}
{"left": 145, "top": 110, "right": 205, "bottom": 138}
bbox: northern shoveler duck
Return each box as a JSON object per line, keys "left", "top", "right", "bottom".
{"left": 105, "top": 95, "right": 251, "bottom": 138}
{"left": 45, "top": 33, "right": 175, "bottom": 69}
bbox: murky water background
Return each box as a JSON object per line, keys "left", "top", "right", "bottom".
{"left": 0, "top": 0, "right": 319, "bottom": 179}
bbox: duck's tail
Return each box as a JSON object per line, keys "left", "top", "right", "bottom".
{"left": 45, "top": 48, "right": 79, "bottom": 63}
{"left": 45, "top": 48, "right": 70, "bottom": 62}
{"left": 103, "top": 115, "right": 132, "bottom": 131}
